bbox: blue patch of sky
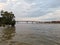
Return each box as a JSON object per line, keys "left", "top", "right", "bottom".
{"left": 24, "top": 0, "right": 60, "bottom": 17}
{"left": 0, "top": 0, "right": 7, "bottom": 3}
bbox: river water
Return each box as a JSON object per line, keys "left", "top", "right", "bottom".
{"left": 0, "top": 23, "right": 60, "bottom": 45}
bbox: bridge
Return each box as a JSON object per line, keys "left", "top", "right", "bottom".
{"left": 16, "top": 21, "right": 42, "bottom": 24}
{"left": 16, "top": 21, "right": 60, "bottom": 24}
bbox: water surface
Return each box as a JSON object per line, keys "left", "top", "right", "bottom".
{"left": 0, "top": 23, "right": 60, "bottom": 45}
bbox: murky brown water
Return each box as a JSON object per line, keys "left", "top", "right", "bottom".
{"left": 0, "top": 23, "right": 60, "bottom": 45}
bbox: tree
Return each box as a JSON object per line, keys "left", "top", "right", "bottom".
{"left": 1, "top": 10, "right": 16, "bottom": 26}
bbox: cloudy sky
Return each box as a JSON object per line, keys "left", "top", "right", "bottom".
{"left": 0, "top": 0, "right": 60, "bottom": 21}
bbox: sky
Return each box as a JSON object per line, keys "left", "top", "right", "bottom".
{"left": 0, "top": 0, "right": 60, "bottom": 21}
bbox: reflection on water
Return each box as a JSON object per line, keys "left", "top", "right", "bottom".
{"left": 0, "top": 26, "right": 15, "bottom": 42}
{"left": 0, "top": 24, "right": 60, "bottom": 45}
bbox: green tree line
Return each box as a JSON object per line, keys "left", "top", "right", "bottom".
{"left": 0, "top": 10, "right": 16, "bottom": 27}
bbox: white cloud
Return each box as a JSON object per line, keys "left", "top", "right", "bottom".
{"left": 0, "top": 3, "right": 7, "bottom": 10}
{"left": 0, "top": 0, "right": 60, "bottom": 21}
{"left": 36, "top": 9, "right": 60, "bottom": 21}
{"left": 16, "top": 9, "right": 60, "bottom": 21}
{"left": 11, "top": 0, "right": 17, "bottom": 2}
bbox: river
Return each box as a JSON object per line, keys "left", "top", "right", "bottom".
{"left": 0, "top": 23, "right": 60, "bottom": 45}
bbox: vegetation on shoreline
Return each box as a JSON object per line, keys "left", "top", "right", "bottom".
{"left": 0, "top": 10, "right": 16, "bottom": 27}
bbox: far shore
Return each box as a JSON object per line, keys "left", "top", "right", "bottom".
{"left": 16, "top": 21, "right": 60, "bottom": 24}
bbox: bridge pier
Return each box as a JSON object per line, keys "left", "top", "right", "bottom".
{"left": 16, "top": 21, "right": 41, "bottom": 24}
{"left": 31, "top": 21, "right": 34, "bottom": 24}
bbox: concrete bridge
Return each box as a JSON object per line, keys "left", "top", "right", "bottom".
{"left": 16, "top": 21, "right": 41, "bottom": 24}
{"left": 16, "top": 21, "right": 60, "bottom": 24}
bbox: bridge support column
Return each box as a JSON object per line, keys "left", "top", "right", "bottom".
{"left": 26, "top": 21, "right": 28, "bottom": 24}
